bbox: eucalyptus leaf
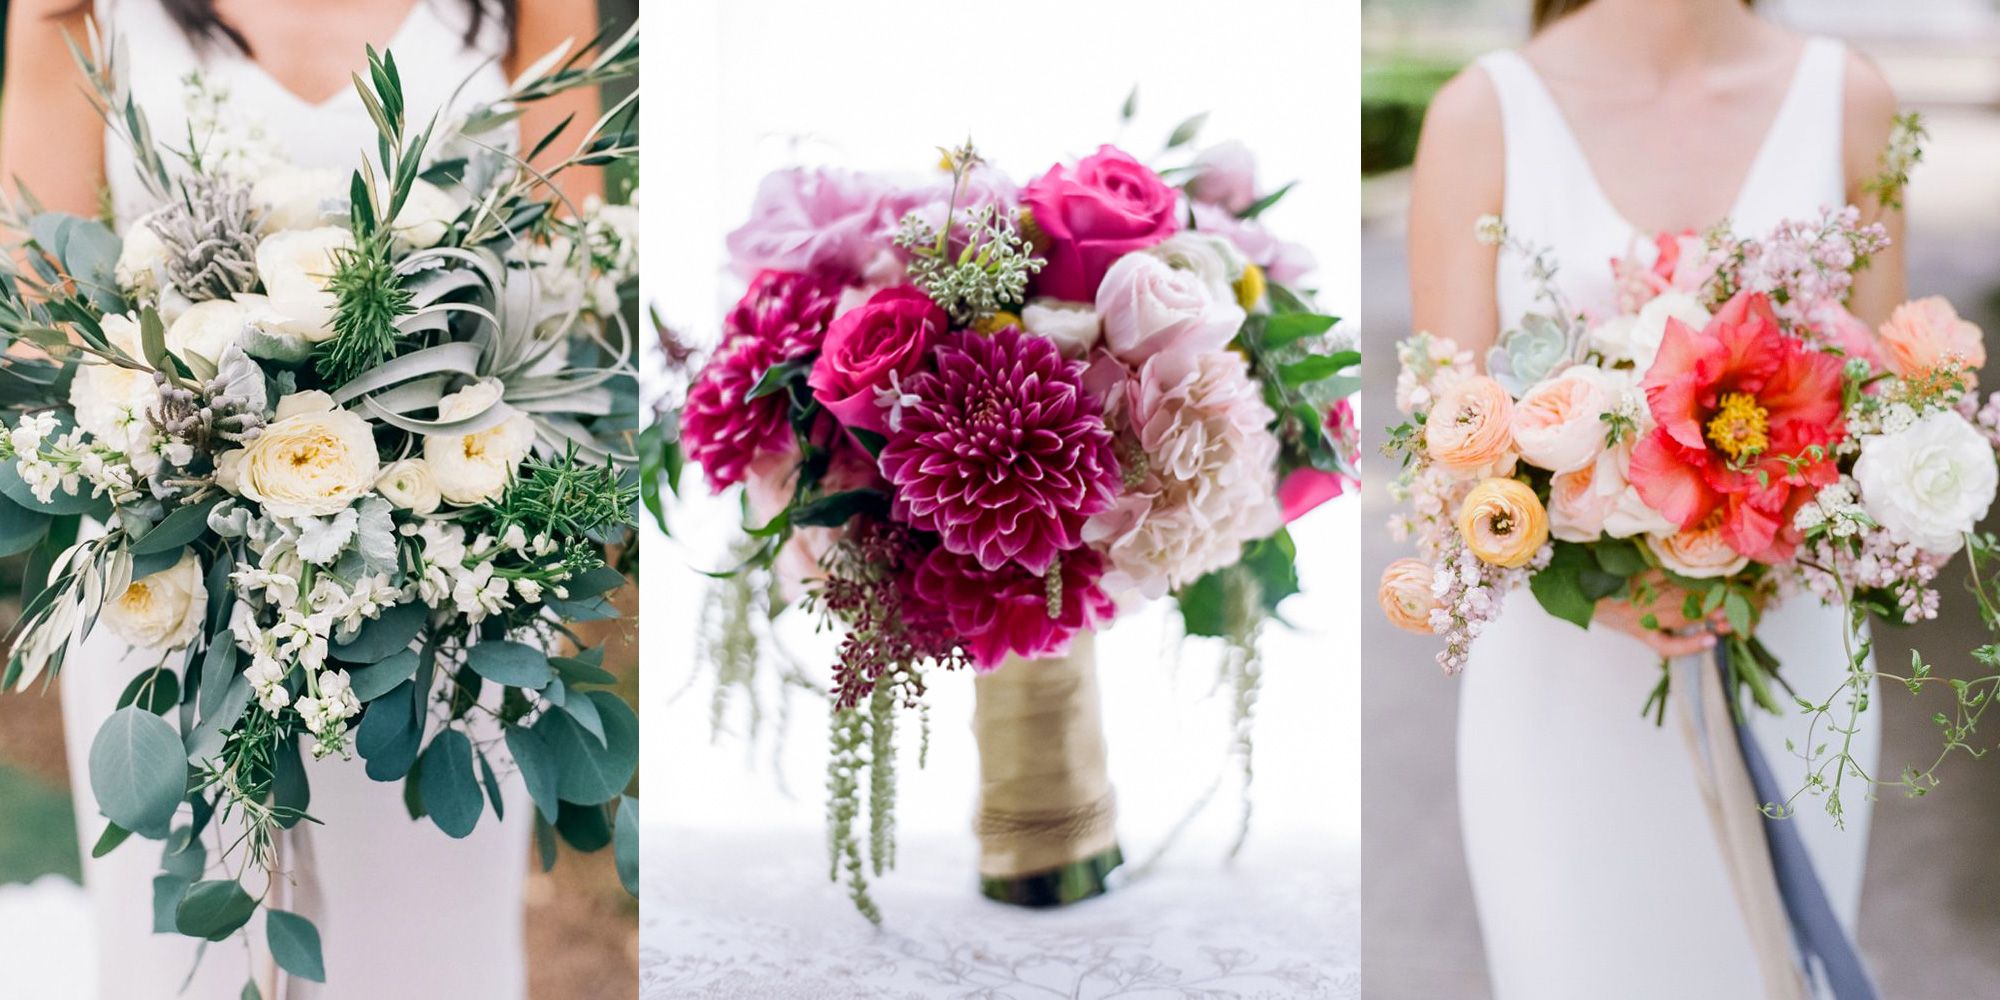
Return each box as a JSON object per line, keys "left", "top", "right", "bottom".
{"left": 465, "top": 640, "right": 554, "bottom": 688}
{"left": 332, "top": 601, "right": 427, "bottom": 663}
{"left": 506, "top": 724, "right": 560, "bottom": 823}
{"left": 266, "top": 910, "right": 326, "bottom": 983}
{"left": 131, "top": 497, "right": 221, "bottom": 555}
{"left": 535, "top": 690, "right": 636, "bottom": 805}
{"left": 614, "top": 795, "right": 638, "bottom": 896}
{"left": 419, "top": 729, "right": 483, "bottom": 838}
{"left": 89, "top": 707, "right": 187, "bottom": 837}
{"left": 345, "top": 649, "right": 420, "bottom": 703}
{"left": 175, "top": 879, "right": 258, "bottom": 941}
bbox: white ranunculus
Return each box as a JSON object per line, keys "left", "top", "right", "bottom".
{"left": 1020, "top": 298, "right": 1102, "bottom": 360}
{"left": 376, "top": 458, "right": 442, "bottom": 514}
{"left": 115, "top": 214, "right": 169, "bottom": 296}
{"left": 393, "top": 179, "right": 460, "bottom": 249}
{"left": 1141, "top": 231, "right": 1250, "bottom": 303}
{"left": 1095, "top": 249, "right": 1246, "bottom": 366}
{"left": 69, "top": 313, "right": 161, "bottom": 452}
{"left": 424, "top": 381, "right": 538, "bottom": 506}
{"left": 166, "top": 297, "right": 251, "bottom": 367}
{"left": 1598, "top": 291, "right": 1708, "bottom": 374}
{"left": 1854, "top": 410, "right": 1999, "bottom": 555}
{"left": 103, "top": 550, "right": 206, "bottom": 650}
{"left": 253, "top": 166, "right": 348, "bottom": 233}
{"left": 238, "top": 390, "right": 382, "bottom": 518}
{"left": 256, "top": 227, "right": 352, "bottom": 342}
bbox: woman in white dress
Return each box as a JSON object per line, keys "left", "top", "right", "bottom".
{"left": 1407, "top": 0, "right": 1904, "bottom": 996}
{"left": 0, "top": 1, "right": 602, "bottom": 996}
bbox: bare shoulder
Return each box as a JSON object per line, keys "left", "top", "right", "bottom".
{"left": 1416, "top": 62, "right": 1504, "bottom": 171}
{"left": 1839, "top": 47, "right": 1899, "bottom": 186}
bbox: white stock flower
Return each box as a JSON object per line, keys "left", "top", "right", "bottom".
{"left": 256, "top": 227, "right": 352, "bottom": 342}
{"left": 103, "top": 550, "right": 206, "bottom": 650}
{"left": 238, "top": 391, "right": 382, "bottom": 518}
{"left": 375, "top": 458, "right": 443, "bottom": 514}
{"left": 1854, "top": 410, "right": 1998, "bottom": 555}
{"left": 423, "top": 381, "right": 537, "bottom": 506}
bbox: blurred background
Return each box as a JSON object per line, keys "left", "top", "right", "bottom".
{"left": 641, "top": 1, "right": 1359, "bottom": 995}
{"left": 0, "top": 2, "right": 642, "bottom": 997}
{"left": 1360, "top": 1, "right": 2000, "bottom": 996}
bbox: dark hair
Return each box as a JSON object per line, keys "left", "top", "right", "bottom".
{"left": 152, "top": 0, "right": 517, "bottom": 55}
{"left": 1533, "top": 0, "right": 1753, "bottom": 32}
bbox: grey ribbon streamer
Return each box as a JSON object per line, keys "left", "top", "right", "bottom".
{"left": 1714, "top": 643, "right": 1880, "bottom": 1000}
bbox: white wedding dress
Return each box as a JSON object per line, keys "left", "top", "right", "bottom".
{"left": 1457, "top": 39, "right": 1880, "bottom": 1000}
{"left": 61, "top": 2, "right": 530, "bottom": 998}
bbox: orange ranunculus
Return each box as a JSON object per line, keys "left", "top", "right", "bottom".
{"left": 1379, "top": 558, "right": 1440, "bottom": 633}
{"left": 1457, "top": 478, "right": 1549, "bottom": 569}
{"left": 1427, "top": 375, "right": 1516, "bottom": 475}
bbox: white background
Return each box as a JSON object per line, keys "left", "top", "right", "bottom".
{"left": 642, "top": 0, "right": 1360, "bottom": 866}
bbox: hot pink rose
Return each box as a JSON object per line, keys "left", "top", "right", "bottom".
{"left": 1021, "top": 145, "right": 1180, "bottom": 301}
{"left": 808, "top": 286, "right": 946, "bottom": 435}
{"left": 1278, "top": 469, "right": 1348, "bottom": 522}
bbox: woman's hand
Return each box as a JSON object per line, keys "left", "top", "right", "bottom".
{"left": 1593, "top": 571, "right": 1732, "bottom": 659}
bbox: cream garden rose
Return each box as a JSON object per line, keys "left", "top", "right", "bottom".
{"left": 69, "top": 313, "right": 162, "bottom": 454}
{"left": 252, "top": 166, "right": 347, "bottom": 232}
{"left": 424, "top": 381, "right": 538, "bottom": 505}
{"left": 103, "top": 550, "right": 206, "bottom": 650}
{"left": 114, "top": 214, "right": 169, "bottom": 295}
{"left": 238, "top": 391, "right": 381, "bottom": 518}
{"left": 256, "top": 227, "right": 352, "bottom": 342}
{"left": 1853, "top": 410, "right": 1998, "bottom": 555}
{"left": 1648, "top": 516, "right": 1750, "bottom": 579}
{"left": 393, "top": 179, "right": 461, "bottom": 249}
{"left": 375, "top": 458, "right": 443, "bottom": 514}
{"left": 1594, "top": 291, "right": 1708, "bottom": 372}
{"left": 167, "top": 297, "right": 253, "bottom": 366}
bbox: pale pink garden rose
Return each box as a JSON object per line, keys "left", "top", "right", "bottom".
{"left": 1878, "top": 296, "right": 1986, "bottom": 385}
{"left": 1426, "top": 375, "right": 1516, "bottom": 477}
{"left": 1510, "top": 365, "right": 1620, "bottom": 474}
{"left": 1095, "top": 250, "right": 1246, "bottom": 366}
{"left": 1191, "top": 202, "right": 1316, "bottom": 286}
{"left": 1649, "top": 516, "right": 1750, "bottom": 579}
{"left": 1189, "top": 141, "right": 1258, "bottom": 214}
{"left": 1548, "top": 442, "right": 1676, "bottom": 543}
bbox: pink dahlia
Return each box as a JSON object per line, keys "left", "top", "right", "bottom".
{"left": 680, "top": 272, "right": 841, "bottom": 486}
{"left": 877, "top": 326, "right": 1120, "bottom": 575}
{"left": 910, "top": 545, "right": 1117, "bottom": 670}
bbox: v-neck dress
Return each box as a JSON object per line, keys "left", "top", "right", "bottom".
{"left": 63, "top": 3, "right": 528, "bottom": 998}
{"left": 1454, "top": 39, "right": 1879, "bottom": 1000}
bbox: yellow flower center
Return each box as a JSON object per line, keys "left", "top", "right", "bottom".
{"left": 1706, "top": 392, "right": 1769, "bottom": 460}
{"left": 1234, "top": 263, "right": 1266, "bottom": 311}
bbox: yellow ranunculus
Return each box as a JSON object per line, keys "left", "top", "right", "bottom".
{"left": 1456, "top": 477, "right": 1549, "bottom": 569}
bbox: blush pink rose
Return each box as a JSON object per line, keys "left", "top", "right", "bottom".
{"left": 1095, "top": 251, "right": 1245, "bottom": 365}
{"left": 1021, "top": 145, "right": 1180, "bottom": 301}
{"left": 1190, "top": 203, "right": 1316, "bottom": 286}
{"left": 1189, "top": 141, "right": 1258, "bottom": 214}
{"left": 1878, "top": 296, "right": 1985, "bottom": 386}
{"left": 1510, "top": 366, "right": 1619, "bottom": 474}
{"left": 808, "top": 286, "right": 946, "bottom": 435}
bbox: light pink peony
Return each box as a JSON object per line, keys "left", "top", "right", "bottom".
{"left": 681, "top": 272, "right": 842, "bottom": 486}
{"left": 877, "top": 327, "right": 1120, "bottom": 575}
{"left": 1096, "top": 250, "right": 1246, "bottom": 366}
{"left": 1188, "top": 141, "right": 1259, "bottom": 214}
{"left": 724, "top": 168, "right": 897, "bottom": 282}
{"left": 1190, "top": 203, "right": 1316, "bottom": 286}
{"left": 1878, "top": 296, "right": 1985, "bottom": 385}
{"left": 807, "top": 285, "right": 945, "bottom": 435}
{"left": 1021, "top": 145, "right": 1180, "bottom": 301}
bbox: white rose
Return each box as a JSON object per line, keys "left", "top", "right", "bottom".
{"left": 69, "top": 313, "right": 161, "bottom": 448}
{"left": 1095, "top": 250, "right": 1245, "bottom": 366}
{"left": 238, "top": 391, "right": 381, "bottom": 518}
{"left": 1600, "top": 292, "right": 1708, "bottom": 373}
{"left": 115, "top": 215, "right": 169, "bottom": 296}
{"left": 1020, "top": 298, "right": 1102, "bottom": 360}
{"left": 103, "top": 550, "right": 206, "bottom": 650}
{"left": 424, "top": 381, "right": 537, "bottom": 505}
{"left": 376, "top": 458, "right": 442, "bottom": 514}
{"left": 253, "top": 166, "right": 348, "bottom": 233}
{"left": 167, "top": 297, "right": 251, "bottom": 366}
{"left": 256, "top": 227, "right": 352, "bottom": 342}
{"left": 393, "top": 179, "right": 460, "bottom": 249}
{"left": 1549, "top": 442, "right": 1676, "bottom": 543}
{"left": 1854, "top": 410, "right": 1999, "bottom": 555}
{"left": 1510, "top": 365, "right": 1619, "bottom": 474}
{"left": 1141, "top": 231, "right": 1250, "bottom": 302}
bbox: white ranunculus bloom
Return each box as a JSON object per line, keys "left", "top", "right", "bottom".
{"left": 1020, "top": 298, "right": 1102, "bottom": 360}
{"left": 393, "top": 179, "right": 461, "bottom": 249}
{"left": 238, "top": 390, "right": 382, "bottom": 518}
{"left": 376, "top": 458, "right": 443, "bottom": 514}
{"left": 1141, "top": 231, "right": 1250, "bottom": 303}
{"left": 424, "top": 381, "right": 538, "bottom": 506}
{"left": 103, "top": 550, "right": 206, "bottom": 650}
{"left": 166, "top": 297, "right": 252, "bottom": 367}
{"left": 256, "top": 227, "right": 352, "bottom": 342}
{"left": 1095, "top": 250, "right": 1246, "bottom": 366}
{"left": 1854, "top": 410, "right": 1999, "bottom": 555}
{"left": 252, "top": 166, "right": 348, "bottom": 233}
{"left": 115, "top": 214, "right": 169, "bottom": 296}
{"left": 69, "top": 313, "right": 162, "bottom": 454}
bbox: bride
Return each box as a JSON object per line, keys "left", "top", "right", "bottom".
{"left": 1407, "top": 0, "right": 1903, "bottom": 996}
{"left": 0, "top": 1, "right": 601, "bottom": 996}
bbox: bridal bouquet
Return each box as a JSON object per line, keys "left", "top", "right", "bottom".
{"left": 1383, "top": 174, "right": 2000, "bottom": 818}
{"left": 0, "top": 27, "right": 638, "bottom": 985}
{"left": 672, "top": 129, "right": 1355, "bottom": 917}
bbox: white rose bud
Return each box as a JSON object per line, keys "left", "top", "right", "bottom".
{"left": 256, "top": 227, "right": 352, "bottom": 343}
{"left": 238, "top": 391, "right": 381, "bottom": 518}
{"left": 103, "top": 550, "right": 206, "bottom": 650}
{"left": 167, "top": 297, "right": 252, "bottom": 367}
{"left": 376, "top": 458, "right": 443, "bottom": 514}
{"left": 1854, "top": 411, "right": 1999, "bottom": 555}
{"left": 393, "top": 179, "right": 460, "bottom": 249}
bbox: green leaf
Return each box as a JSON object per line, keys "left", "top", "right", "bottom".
{"left": 138, "top": 306, "right": 170, "bottom": 372}
{"left": 1176, "top": 570, "right": 1229, "bottom": 638}
{"left": 1592, "top": 539, "right": 1649, "bottom": 578}
{"left": 550, "top": 649, "right": 617, "bottom": 687}
{"left": 418, "top": 729, "right": 483, "bottom": 838}
{"left": 1119, "top": 85, "right": 1138, "bottom": 123}
{"left": 477, "top": 748, "right": 506, "bottom": 822}
{"left": 535, "top": 690, "right": 637, "bottom": 805}
{"left": 184, "top": 674, "right": 252, "bottom": 763}
{"left": 175, "top": 879, "right": 258, "bottom": 941}
{"left": 562, "top": 691, "right": 606, "bottom": 746}
{"left": 271, "top": 737, "right": 309, "bottom": 829}
{"left": 1277, "top": 352, "right": 1358, "bottom": 388}
{"left": 331, "top": 601, "right": 427, "bottom": 663}
{"left": 465, "top": 640, "right": 553, "bottom": 688}
{"left": 0, "top": 498, "right": 50, "bottom": 557}
{"left": 1239, "top": 180, "right": 1298, "bottom": 220}
{"left": 742, "top": 356, "right": 811, "bottom": 402}
{"left": 345, "top": 648, "right": 420, "bottom": 702}
{"left": 153, "top": 875, "right": 193, "bottom": 934}
{"left": 789, "top": 489, "right": 890, "bottom": 529}
{"left": 1166, "top": 112, "right": 1208, "bottom": 149}
{"left": 92, "top": 821, "right": 132, "bottom": 859}
{"left": 1259, "top": 313, "right": 1339, "bottom": 350}
{"left": 355, "top": 680, "right": 423, "bottom": 782}
{"left": 117, "top": 667, "right": 181, "bottom": 716}
{"left": 1529, "top": 542, "right": 1598, "bottom": 630}
{"left": 242, "top": 983, "right": 261, "bottom": 1000}
{"left": 265, "top": 910, "right": 326, "bottom": 983}
{"left": 614, "top": 795, "right": 639, "bottom": 897}
{"left": 1724, "top": 589, "right": 1755, "bottom": 640}
{"left": 555, "top": 799, "right": 613, "bottom": 852}
{"left": 130, "top": 497, "right": 221, "bottom": 555}
{"left": 89, "top": 706, "right": 189, "bottom": 837}
{"left": 506, "top": 724, "right": 560, "bottom": 823}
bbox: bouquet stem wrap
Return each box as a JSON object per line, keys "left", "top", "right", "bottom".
{"left": 972, "top": 632, "right": 1122, "bottom": 906}
{"left": 1673, "top": 646, "right": 1878, "bottom": 1000}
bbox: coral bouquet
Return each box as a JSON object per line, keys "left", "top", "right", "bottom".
{"left": 672, "top": 129, "right": 1356, "bottom": 915}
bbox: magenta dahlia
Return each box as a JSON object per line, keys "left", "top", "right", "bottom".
{"left": 681, "top": 271, "right": 841, "bottom": 486}
{"left": 910, "top": 545, "right": 1117, "bottom": 669}
{"left": 877, "top": 326, "right": 1120, "bottom": 575}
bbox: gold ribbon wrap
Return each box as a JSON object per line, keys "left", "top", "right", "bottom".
{"left": 971, "top": 633, "right": 1120, "bottom": 885}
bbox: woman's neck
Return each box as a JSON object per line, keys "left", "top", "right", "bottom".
{"left": 1557, "top": 0, "right": 1770, "bottom": 77}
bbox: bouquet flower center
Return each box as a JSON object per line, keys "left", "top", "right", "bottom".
{"left": 1706, "top": 392, "right": 1770, "bottom": 460}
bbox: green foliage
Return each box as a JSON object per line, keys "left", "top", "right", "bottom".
{"left": 87, "top": 707, "right": 188, "bottom": 838}
{"left": 481, "top": 445, "right": 638, "bottom": 542}
{"left": 266, "top": 910, "right": 327, "bottom": 983}
{"left": 315, "top": 235, "right": 412, "bottom": 386}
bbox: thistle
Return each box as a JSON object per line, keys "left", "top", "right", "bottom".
{"left": 152, "top": 174, "right": 262, "bottom": 302}
{"left": 893, "top": 141, "right": 1044, "bottom": 326}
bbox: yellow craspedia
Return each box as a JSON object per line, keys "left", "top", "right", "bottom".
{"left": 974, "top": 310, "right": 1023, "bottom": 335}
{"left": 1456, "top": 477, "right": 1549, "bottom": 569}
{"left": 1234, "top": 262, "right": 1266, "bottom": 311}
